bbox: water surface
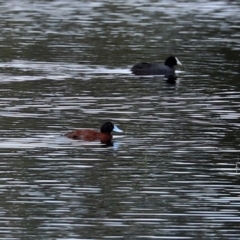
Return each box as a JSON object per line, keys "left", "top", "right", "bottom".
{"left": 0, "top": 0, "right": 240, "bottom": 239}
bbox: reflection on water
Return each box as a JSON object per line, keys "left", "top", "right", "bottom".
{"left": 0, "top": 0, "right": 240, "bottom": 239}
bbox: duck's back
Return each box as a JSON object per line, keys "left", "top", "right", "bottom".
{"left": 65, "top": 129, "right": 112, "bottom": 143}
{"left": 131, "top": 62, "right": 174, "bottom": 76}
{"left": 65, "top": 129, "right": 99, "bottom": 141}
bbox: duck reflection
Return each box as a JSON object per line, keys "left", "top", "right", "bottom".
{"left": 101, "top": 140, "right": 121, "bottom": 151}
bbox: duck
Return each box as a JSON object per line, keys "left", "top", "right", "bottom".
{"left": 65, "top": 121, "right": 123, "bottom": 144}
{"left": 131, "top": 56, "right": 182, "bottom": 77}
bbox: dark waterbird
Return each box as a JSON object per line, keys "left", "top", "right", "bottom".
{"left": 65, "top": 121, "right": 123, "bottom": 144}
{"left": 131, "top": 56, "right": 182, "bottom": 78}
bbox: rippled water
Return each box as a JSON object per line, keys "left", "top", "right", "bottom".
{"left": 0, "top": 0, "right": 240, "bottom": 239}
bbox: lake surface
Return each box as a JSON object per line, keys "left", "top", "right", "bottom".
{"left": 0, "top": 0, "right": 240, "bottom": 239}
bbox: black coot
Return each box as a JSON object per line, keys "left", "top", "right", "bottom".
{"left": 131, "top": 56, "right": 182, "bottom": 77}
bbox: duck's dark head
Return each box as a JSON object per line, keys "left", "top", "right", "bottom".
{"left": 164, "top": 56, "right": 182, "bottom": 68}
{"left": 101, "top": 122, "right": 123, "bottom": 134}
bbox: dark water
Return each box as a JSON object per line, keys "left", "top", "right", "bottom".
{"left": 0, "top": 0, "right": 240, "bottom": 239}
